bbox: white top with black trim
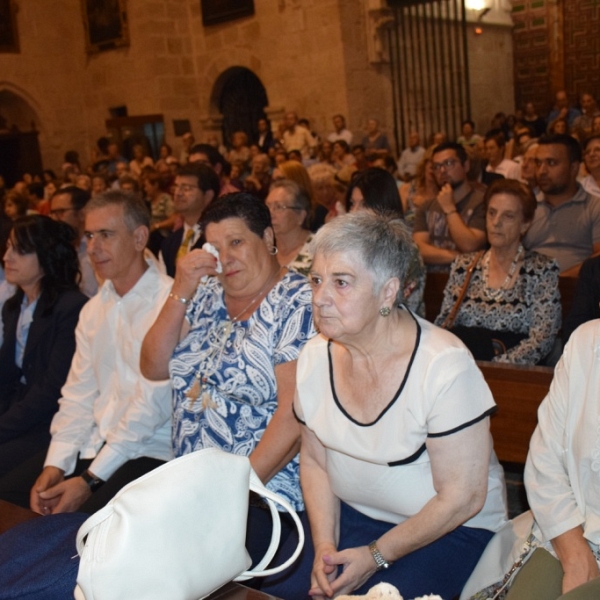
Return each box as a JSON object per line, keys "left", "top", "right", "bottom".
{"left": 294, "top": 313, "right": 507, "bottom": 532}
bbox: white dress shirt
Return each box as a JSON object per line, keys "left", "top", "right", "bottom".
{"left": 485, "top": 158, "right": 522, "bottom": 181}
{"left": 45, "top": 260, "right": 174, "bottom": 481}
{"left": 526, "top": 319, "right": 600, "bottom": 547}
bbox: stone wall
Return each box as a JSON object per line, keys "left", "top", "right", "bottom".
{"left": 0, "top": 0, "right": 88, "bottom": 172}
{"left": 0, "top": 0, "right": 517, "bottom": 175}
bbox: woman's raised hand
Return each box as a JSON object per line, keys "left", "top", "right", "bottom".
{"left": 172, "top": 249, "right": 219, "bottom": 301}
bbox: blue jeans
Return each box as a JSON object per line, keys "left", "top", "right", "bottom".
{"left": 260, "top": 501, "right": 494, "bottom": 600}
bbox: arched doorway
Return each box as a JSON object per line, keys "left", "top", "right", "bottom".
{"left": 211, "top": 67, "right": 268, "bottom": 149}
{"left": 0, "top": 89, "right": 43, "bottom": 186}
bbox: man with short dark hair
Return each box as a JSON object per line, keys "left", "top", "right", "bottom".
{"left": 397, "top": 131, "right": 425, "bottom": 181}
{"left": 484, "top": 129, "right": 521, "bottom": 180}
{"left": 547, "top": 90, "right": 581, "bottom": 130}
{"left": 282, "top": 111, "right": 317, "bottom": 159}
{"left": 160, "top": 163, "right": 220, "bottom": 277}
{"left": 572, "top": 93, "right": 600, "bottom": 139}
{"left": 0, "top": 191, "right": 174, "bottom": 514}
{"left": 49, "top": 186, "right": 98, "bottom": 297}
{"left": 327, "top": 114, "right": 353, "bottom": 146}
{"left": 413, "top": 142, "right": 487, "bottom": 270}
{"left": 188, "top": 143, "right": 238, "bottom": 196}
{"left": 524, "top": 134, "right": 600, "bottom": 275}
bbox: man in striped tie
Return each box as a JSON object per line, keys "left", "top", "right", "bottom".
{"left": 160, "top": 163, "right": 220, "bottom": 277}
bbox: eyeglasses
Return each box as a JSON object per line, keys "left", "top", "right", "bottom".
{"left": 432, "top": 159, "right": 460, "bottom": 171}
{"left": 584, "top": 147, "right": 600, "bottom": 156}
{"left": 266, "top": 203, "right": 303, "bottom": 213}
{"left": 173, "top": 183, "right": 199, "bottom": 193}
{"left": 49, "top": 207, "right": 76, "bottom": 218}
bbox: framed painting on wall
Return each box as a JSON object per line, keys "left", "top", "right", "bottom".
{"left": 81, "top": 0, "right": 130, "bottom": 53}
{"left": 0, "top": 0, "right": 19, "bottom": 53}
{"left": 201, "top": 0, "right": 255, "bottom": 27}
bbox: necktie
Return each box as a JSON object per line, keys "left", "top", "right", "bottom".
{"left": 177, "top": 228, "right": 195, "bottom": 260}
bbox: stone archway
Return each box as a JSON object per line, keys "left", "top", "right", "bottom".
{"left": 210, "top": 67, "right": 268, "bottom": 149}
{"left": 0, "top": 88, "right": 40, "bottom": 132}
{"left": 0, "top": 88, "right": 44, "bottom": 185}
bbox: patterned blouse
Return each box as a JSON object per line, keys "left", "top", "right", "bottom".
{"left": 435, "top": 251, "right": 561, "bottom": 365}
{"left": 170, "top": 270, "right": 315, "bottom": 511}
{"left": 287, "top": 233, "right": 314, "bottom": 278}
{"left": 150, "top": 194, "right": 174, "bottom": 230}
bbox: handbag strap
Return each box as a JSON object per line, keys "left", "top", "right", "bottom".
{"left": 235, "top": 470, "right": 305, "bottom": 580}
{"left": 75, "top": 504, "right": 114, "bottom": 555}
{"left": 441, "top": 250, "right": 484, "bottom": 330}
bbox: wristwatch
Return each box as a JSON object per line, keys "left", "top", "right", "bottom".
{"left": 80, "top": 469, "right": 105, "bottom": 493}
{"left": 368, "top": 540, "right": 391, "bottom": 571}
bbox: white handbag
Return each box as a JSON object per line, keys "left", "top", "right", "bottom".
{"left": 74, "top": 448, "right": 304, "bottom": 600}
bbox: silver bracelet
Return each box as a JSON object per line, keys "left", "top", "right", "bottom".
{"left": 169, "top": 292, "right": 190, "bottom": 305}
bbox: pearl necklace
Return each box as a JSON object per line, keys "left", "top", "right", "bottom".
{"left": 481, "top": 244, "right": 524, "bottom": 301}
{"left": 185, "top": 266, "right": 284, "bottom": 405}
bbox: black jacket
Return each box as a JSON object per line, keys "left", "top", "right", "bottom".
{"left": 0, "top": 288, "right": 88, "bottom": 444}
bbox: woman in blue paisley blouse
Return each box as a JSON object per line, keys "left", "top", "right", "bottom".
{"left": 141, "top": 192, "right": 315, "bottom": 564}
{"left": 435, "top": 179, "right": 561, "bottom": 364}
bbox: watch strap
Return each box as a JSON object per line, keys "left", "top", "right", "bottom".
{"left": 368, "top": 540, "right": 391, "bottom": 571}
{"left": 80, "top": 469, "right": 105, "bottom": 493}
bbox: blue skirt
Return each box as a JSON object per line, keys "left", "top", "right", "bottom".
{"left": 260, "top": 501, "right": 494, "bottom": 600}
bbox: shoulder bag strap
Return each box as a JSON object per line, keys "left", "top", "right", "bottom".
{"left": 441, "top": 250, "right": 485, "bottom": 330}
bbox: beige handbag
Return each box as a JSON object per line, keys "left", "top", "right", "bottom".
{"left": 459, "top": 511, "right": 535, "bottom": 600}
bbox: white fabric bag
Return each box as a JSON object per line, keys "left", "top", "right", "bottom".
{"left": 74, "top": 448, "right": 304, "bottom": 600}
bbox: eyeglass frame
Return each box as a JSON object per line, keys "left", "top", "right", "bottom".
{"left": 266, "top": 203, "right": 305, "bottom": 213}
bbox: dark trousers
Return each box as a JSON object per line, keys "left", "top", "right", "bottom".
{"left": 0, "top": 424, "right": 51, "bottom": 479}
{"left": 260, "top": 501, "right": 494, "bottom": 600}
{"left": 0, "top": 449, "right": 164, "bottom": 513}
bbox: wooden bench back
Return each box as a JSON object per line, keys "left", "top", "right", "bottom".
{"left": 478, "top": 361, "right": 553, "bottom": 464}
{"left": 424, "top": 271, "right": 578, "bottom": 324}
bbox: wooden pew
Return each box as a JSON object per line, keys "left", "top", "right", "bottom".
{"left": 424, "top": 271, "right": 579, "bottom": 325}
{"left": 478, "top": 361, "right": 554, "bottom": 464}
{"left": 424, "top": 271, "right": 448, "bottom": 323}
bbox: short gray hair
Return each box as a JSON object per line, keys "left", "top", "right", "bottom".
{"left": 311, "top": 212, "right": 414, "bottom": 305}
{"left": 85, "top": 189, "right": 150, "bottom": 231}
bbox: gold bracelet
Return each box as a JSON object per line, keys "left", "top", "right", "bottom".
{"left": 445, "top": 209, "right": 458, "bottom": 216}
{"left": 169, "top": 292, "right": 190, "bottom": 305}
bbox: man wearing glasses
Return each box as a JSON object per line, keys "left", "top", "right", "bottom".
{"left": 0, "top": 191, "right": 173, "bottom": 514}
{"left": 160, "top": 163, "right": 220, "bottom": 277}
{"left": 413, "top": 142, "right": 486, "bottom": 271}
{"left": 49, "top": 186, "right": 98, "bottom": 297}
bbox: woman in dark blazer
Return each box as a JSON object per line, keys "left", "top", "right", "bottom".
{"left": 0, "top": 215, "right": 88, "bottom": 477}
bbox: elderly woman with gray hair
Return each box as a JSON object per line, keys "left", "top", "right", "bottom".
{"left": 261, "top": 212, "right": 507, "bottom": 600}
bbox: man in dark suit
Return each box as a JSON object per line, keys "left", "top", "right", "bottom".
{"left": 161, "top": 163, "right": 220, "bottom": 277}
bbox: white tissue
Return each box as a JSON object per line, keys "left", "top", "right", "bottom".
{"left": 200, "top": 242, "right": 222, "bottom": 282}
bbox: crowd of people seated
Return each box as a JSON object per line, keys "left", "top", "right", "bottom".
{"left": 0, "top": 89, "right": 600, "bottom": 598}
